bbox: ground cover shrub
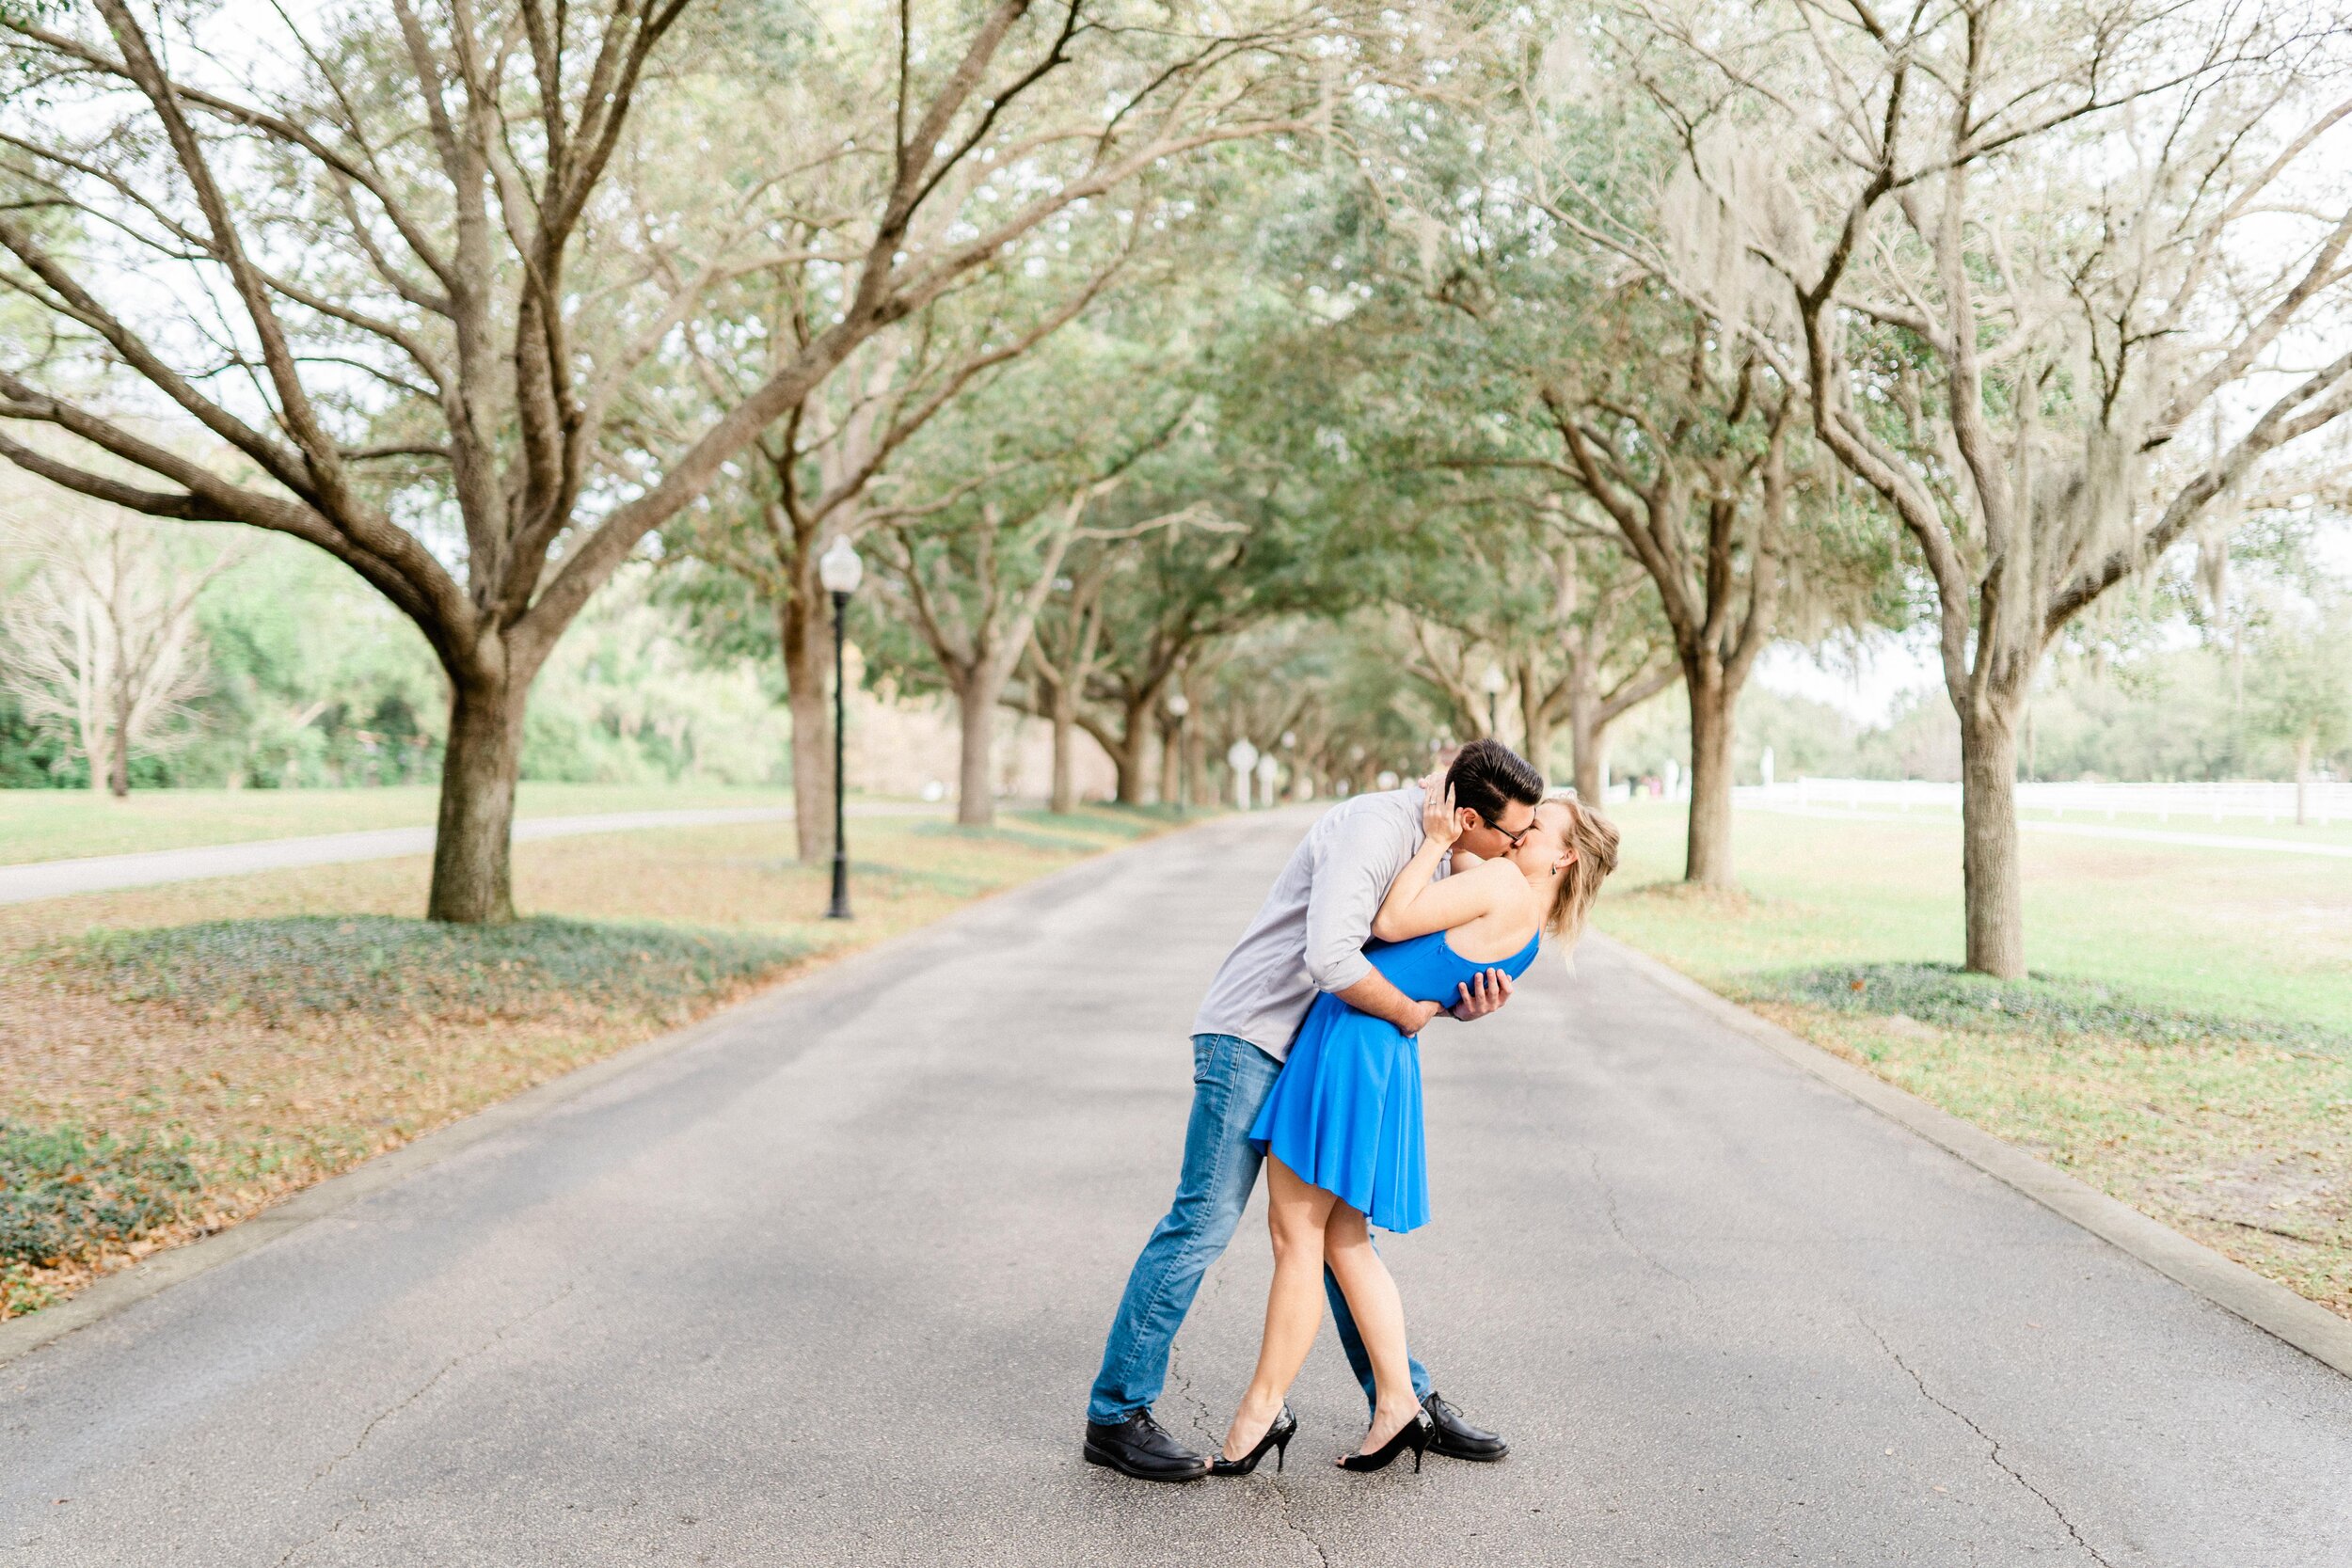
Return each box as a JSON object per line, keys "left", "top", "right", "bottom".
{"left": 1743, "top": 964, "right": 2352, "bottom": 1318}
{"left": 0, "top": 1119, "right": 200, "bottom": 1269}
{"left": 912, "top": 821, "right": 1107, "bottom": 855}
{"left": 1, "top": 808, "right": 1176, "bottom": 1320}
{"left": 1756, "top": 961, "right": 2352, "bottom": 1057}
{"left": 850, "top": 862, "right": 997, "bottom": 899}
{"left": 1024, "top": 805, "right": 1190, "bottom": 835}
{"left": 70, "top": 915, "right": 808, "bottom": 1027}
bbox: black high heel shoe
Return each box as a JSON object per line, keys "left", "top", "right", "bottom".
{"left": 1339, "top": 1413, "right": 1432, "bottom": 1474}
{"left": 1210, "top": 1406, "right": 1297, "bottom": 1476}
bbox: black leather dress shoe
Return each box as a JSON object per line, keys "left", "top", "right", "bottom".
{"left": 1084, "top": 1409, "right": 1211, "bottom": 1482}
{"left": 1422, "top": 1391, "right": 1508, "bottom": 1462}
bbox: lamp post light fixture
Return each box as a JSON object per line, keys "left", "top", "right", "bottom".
{"left": 1481, "top": 662, "right": 1507, "bottom": 738}
{"left": 818, "top": 535, "right": 864, "bottom": 920}
{"left": 1166, "top": 691, "right": 1190, "bottom": 814}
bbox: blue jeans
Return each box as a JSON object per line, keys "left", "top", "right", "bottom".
{"left": 1088, "top": 1033, "right": 1431, "bottom": 1425}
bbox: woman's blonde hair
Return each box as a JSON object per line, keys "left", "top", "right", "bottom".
{"left": 1542, "top": 795, "right": 1621, "bottom": 949}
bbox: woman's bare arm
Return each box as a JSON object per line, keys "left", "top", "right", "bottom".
{"left": 1373, "top": 858, "right": 1512, "bottom": 942}
{"left": 1372, "top": 784, "right": 1501, "bottom": 942}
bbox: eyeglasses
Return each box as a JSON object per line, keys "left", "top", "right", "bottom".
{"left": 1481, "top": 810, "right": 1534, "bottom": 850}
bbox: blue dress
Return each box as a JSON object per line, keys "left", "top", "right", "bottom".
{"left": 1250, "top": 927, "right": 1542, "bottom": 1233}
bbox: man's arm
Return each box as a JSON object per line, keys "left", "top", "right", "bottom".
{"left": 1305, "top": 790, "right": 1457, "bottom": 1035}
{"left": 1304, "top": 787, "right": 1522, "bottom": 1030}
{"left": 1299, "top": 810, "right": 1391, "bottom": 998}
{"left": 1334, "top": 972, "right": 1444, "bottom": 1036}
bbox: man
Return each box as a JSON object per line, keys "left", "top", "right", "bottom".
{"left": 1084, "top": 738, "right": 1547, "bottom": 1481}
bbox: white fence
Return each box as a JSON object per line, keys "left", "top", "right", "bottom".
{"left": 1735, "top": 777, "right": 2349, "bottom": 825}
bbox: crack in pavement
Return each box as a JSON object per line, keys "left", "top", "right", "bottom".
{"left": 305, "top": 1280, "right": 579, "bottom": 1497}
{"left": 1262, "top": 1477, "right": 1334, "bottom": 1568}
{"left": 1162, "top": 1259, "right": 1228, "bottom": 1451}
{"left": 1165, "top": 1240, "right": 1331, "bottom": 1567}
{"left": 1859, "top": 1317, "right": 2116, "bottom": 1568}
{"left": 274, "top": 1498, "right": 368, "bottom": 1568}
{"left": 1588, "top": 1151, "right": 1701, "bottom": 1301}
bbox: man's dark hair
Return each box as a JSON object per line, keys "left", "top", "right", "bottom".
{"left": 1445, "top": 738, "right": 1544, "bottom": 823}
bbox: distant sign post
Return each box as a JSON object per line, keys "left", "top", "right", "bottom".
{"left": 1227, "top": 739, "right": 1259, "bottom": 810}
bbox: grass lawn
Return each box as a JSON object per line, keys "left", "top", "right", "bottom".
{"left": 0, "top": 804, "right": 1183, "bottom": 1319}
{"left": 1768, "top": 799, "right": 2352, "bottom": 851}
{"left": 0, "top": 782, "right": 803, "bottom": 865}
{"left": 1594, "top": 800, "right": 2352, "bottom": 1319}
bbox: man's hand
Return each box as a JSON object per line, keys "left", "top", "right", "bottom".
{"left": 1406, "top": 998, "right": 1444, "bottom": 1035}
{"left": 1450, "top": 969, "right": 1514, "bottom": 1022}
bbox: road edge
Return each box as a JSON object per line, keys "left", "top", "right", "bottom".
{"left": 0, "top": 811, "right": 1216, "bottom": 1371}
{"left": 1591, "top": 932, "right": 2352, "bottom": 1381}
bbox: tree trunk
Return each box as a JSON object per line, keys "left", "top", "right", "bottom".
{"left": 780, "top": 578, "right": 833, "bottom": 864}
{"left": 1158, "top": 718, "right": 1183, "bottom": 806}
{"left": 1684, "top": 664, "right": 1736, "bottom": 889}
{"left": 428, "top": 677, "right": 525, "bottom": 924}
{"left": 1958, "top": 700, "right": 2026, "bottom": 978}
{"left": 106, "top": 678, "right": 131, "bottom": 797}
{"left": 1049, "top": 683, "right": 1078, "bottom": 816}
{"left": 1565, "top": 674, "right": 1603, "bottom": 804}
{"left": 1515, "top": 715, "right": 1543, "bottom": 778}
{"left": 1105, "top": 695, "right": 1151, "bottom": 805}
{"left": 2295, "top": 734, "right": 2312, "bottom": 827}
{"left": 1568, "top": 704, "right": 1606, "bottom": 804}
{"left": 1185, "top": 721, "right": 1211, "bottom": 812}
{"left": 954, "top": 672, "right": 1000, "bottom": 828}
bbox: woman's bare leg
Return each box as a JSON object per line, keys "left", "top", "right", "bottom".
{"left": 1221, "top": 1157, "right": 1337, "bottom": 1461}
{"left": 1322, "top": 1203, "right": 1421, "bottom": 1457}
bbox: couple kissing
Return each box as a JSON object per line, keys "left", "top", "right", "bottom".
{"left": 1085, "top": 739, "right": 1621, "bottom": 1481}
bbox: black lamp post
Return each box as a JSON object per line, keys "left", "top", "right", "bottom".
{"left": 818, "top": 536, "right": 864, "bottom": 920}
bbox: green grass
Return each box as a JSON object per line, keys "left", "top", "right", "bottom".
{"left": 1597, "top": 800, "right": 2352, "bottom": 1318}
{"left": 71, "top": 914, "right": 808, "bottom": 1027}
{"left": 0, "top": 782, "right": 803, "bottom": 865}
{"left": 1597, "top": 800, "right": 2352, "bottom": 1032}
{"left": 1769, "top": 800, "right": 2352, "bottom": 848}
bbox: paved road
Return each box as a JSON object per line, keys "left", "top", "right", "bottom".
{"left": 5, "top": 809, "right": 2348, "bottom": 1565}
{"left": 0, "top": 803, "right": 943, "bottom": 906}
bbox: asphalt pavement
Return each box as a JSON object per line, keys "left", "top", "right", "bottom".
{"left": 4, "top": 807, "right": 2347, "bottom": 1565}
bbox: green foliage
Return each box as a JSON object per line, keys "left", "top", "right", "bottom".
{"left": 2245, "top": 598, "right": 2352, "bottom": 765}
{"left": 185, "top": 533, "right": 445, "bottom": 789}
{"left": 1756, "top": 962, "right": 2352, "bottom": 1057}
{"left": 0, "top": 528, "right": 791, "bottom": 792}
{"left": 72, "top": 915, "right": 807, "bottom": 1028}
{"left": 521, "top": 571, "right": 790, "bottom": 786}
{"left": 0, "top": 1119, "right": 201, "bottom": 1269}
{"left": 0, "top": 689, "right": 74, "bottom": 786}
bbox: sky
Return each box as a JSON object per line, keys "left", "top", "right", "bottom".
{"left": 1754, "top": 635, "right": 1940, "bottom": 725}
{"left": 1753, "top": 518, "right": 2352, "bottom": 727}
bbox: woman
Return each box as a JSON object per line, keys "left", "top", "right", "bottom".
{"left": 1212, "top": 786, "right": 1622, "bottom": 1476}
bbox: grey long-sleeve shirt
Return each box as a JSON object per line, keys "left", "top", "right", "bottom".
{"left": 1191, "top": 786, "right": 1439, "bottom": 1061}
